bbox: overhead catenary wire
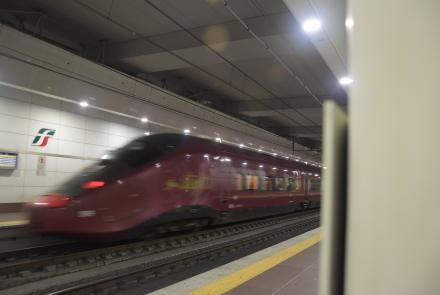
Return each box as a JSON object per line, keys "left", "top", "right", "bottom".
{"left": 71, "top": 0, "right": 322, "bottom": 141}
{"left": 143, "top": 0, "right": 322, "bottom": 133}
{"left": 223, "top": 0, "right": 323, "bottom": 106}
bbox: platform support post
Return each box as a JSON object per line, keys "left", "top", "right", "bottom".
{"left": 346, "top": 1, "right": 440, "bottom": 295}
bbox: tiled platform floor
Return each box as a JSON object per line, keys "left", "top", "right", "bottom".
{"left": 148, "top": 229, "right": 320, "bottom": 295}
{"left": 226, "top": 244, "right": 319, "bottom": 295}
{"left": 0, "top": 212, "right": 28, "bottom": 226}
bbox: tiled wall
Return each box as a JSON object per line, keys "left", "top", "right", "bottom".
{"left": 0, "top": 94, "right": 144, "bottom": 203}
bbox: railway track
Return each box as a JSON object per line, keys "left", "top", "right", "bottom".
{"left": 0, "top": 224, "right": 77, "bottom": 256}
{"left": 0, "top": 210, "right": 319, "bottom": 295}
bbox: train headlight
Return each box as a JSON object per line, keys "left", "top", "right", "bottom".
{"left": 81, "top": 181, "right": 106, "bottom": 189}
{"left": 32, "top": 194, "right": 72, "bottom": 208}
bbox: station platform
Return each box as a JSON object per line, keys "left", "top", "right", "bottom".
{"left": 150, "top": 228, "right": 320, "bottom": 295}
{"left": 0, "top": 212, "right": 28, "bottom": 227}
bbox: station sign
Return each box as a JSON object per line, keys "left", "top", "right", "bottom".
{"left": 32, "top": 128, "right": 56, "bottom": 147}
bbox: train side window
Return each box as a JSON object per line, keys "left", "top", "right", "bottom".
{"left": 287, "top": 177, "right": 294, "bottom": 191}
{"left": 236, "top": 173, "right": 244, "bottom": 191}
{"left": 258, "top": 175, "right": 264, "bottom": 191}
{"left": 236, "top": 174, "right": 260, "bottom": 191}
{"left": 263, "top": 176, "right": 273, "bottom": 191}
{"left": 275, "top": 177, "right": 286, "bottom": 191}
{"left": 310, "top": 178, "right": 321, "bottom": 192}
{"left": 246, "top": 175, "right": 258, "bottom": 191}
{"left": 286, "top": 177, "right": 302, "bottom": 192}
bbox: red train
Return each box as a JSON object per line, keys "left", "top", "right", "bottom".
{"left": 27, "top": 134, "right": 321, "bottom": 237}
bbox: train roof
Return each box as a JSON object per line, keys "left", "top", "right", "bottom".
{"left": 134, "top": 133, "right": 320, "bottom": 173}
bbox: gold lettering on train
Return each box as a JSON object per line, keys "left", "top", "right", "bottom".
{"left": 164, "top": 173, "right": 210, "bottom": 190}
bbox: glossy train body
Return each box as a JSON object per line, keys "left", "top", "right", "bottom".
{"left": 27, "top": 134, "right": 321, "bottom": 237}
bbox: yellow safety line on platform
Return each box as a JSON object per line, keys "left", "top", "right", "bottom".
{"left": 0, "top": 220, "right": 28, "bottom": 227}
{"left": 187, "top": 233, "right": 321, "bottom": 295}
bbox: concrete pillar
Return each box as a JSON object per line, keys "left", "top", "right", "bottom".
{"left": 346, "top": 1, "right": 440, "bottom": 294}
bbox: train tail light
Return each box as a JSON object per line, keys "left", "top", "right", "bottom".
{"left": 32, "top": 194, "right": 72, "bottom": 208}
{"left": 81, "top": 181, "right": 105, "bottom": 189}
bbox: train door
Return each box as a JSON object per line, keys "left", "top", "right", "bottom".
{"left": 185, "top": 152, "right": 211, "bottom": 206}
{"left": 208, "top": 152, "right": 233, "bottom": 212}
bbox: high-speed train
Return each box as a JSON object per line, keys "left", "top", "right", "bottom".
{"left": 27, "top": 133, "right": 321, "bottom": 238}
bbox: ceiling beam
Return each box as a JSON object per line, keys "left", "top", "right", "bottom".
{"left": 100, "top": 12, "right": 297, "bottom": 61}
{"left": 282, "top": 125, "right": 322, "bottom": 135}
{"left": 227, "top": 96, "right": 329, "bottom": 111}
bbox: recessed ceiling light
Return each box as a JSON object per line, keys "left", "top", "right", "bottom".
{"left": 302, "top": 18, "right": 321, "bottom": 33}
{"left": 79, "top": 101, "right": 88, "bottom": 107}
{"left": 339, "top": 76, "right": 353, "bottom": 85}
{"left": 259, "top": 164, "right": 264, "bottom": 168}
{"left": 144, "top": 132, "right": 150, "bottom": 136}
{"left": 141, "top": 117, "right": 148, "bottom": 123}
{"left": 183, "top": 129, "right": 190, "bottom": 134}
{"left": 258, "top": 149, "right": 263, "bottom": 152}
{"left": 272, "top": 167, "right": 277, "bottom": 170}
{"left": 239, "top": 144, "right": 244, "bottom": 148}
{"left": 242, "top": 162, "right": 247, "bottom": 166}
{"left": 273, "top": 153, "right": 277, "bottom": 156}
{"left": 215, "top": 137, "right": 222, "bottom": 143}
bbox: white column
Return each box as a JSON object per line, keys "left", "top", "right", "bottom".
{"left": 346, "top": 1, "right": 440, "bottom": 295}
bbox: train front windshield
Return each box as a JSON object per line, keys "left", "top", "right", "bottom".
{"left": 55, "top": 134, "right": 185, "bottom": 196}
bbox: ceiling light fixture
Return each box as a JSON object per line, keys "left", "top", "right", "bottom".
{"left": 144, "top": 132, "right": 151, "bottom": 136}
{"left": 79, "top": 101, "right": 88, "bottom": 107}
{"left": 339, "top": 76, "right": 353, "bottom": 86}
{"left": 141, "top": 117, "right": 148, "bottom": 123}
{"left": 345, "top": 17, "right": 354, "bottom": 29}
{"left": 183, "top": 129, "right": 190, "bottom": 134}
{"left": 302, "top": 18, "right": 321, "bottom": 33}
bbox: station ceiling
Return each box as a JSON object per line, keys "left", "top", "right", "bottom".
{"left": 0, "top": 0, "right": 347, "bottom": 154}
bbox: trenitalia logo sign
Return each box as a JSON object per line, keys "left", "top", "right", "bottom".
{"left": 32, "top": 128, "right": 56, "bottom": 147}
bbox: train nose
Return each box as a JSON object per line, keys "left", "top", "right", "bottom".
{"left": 27, "top": 194, "right": 74, "bottom": 234}
{"left": 30, "top": 194, "right": 72, "bottom": 208}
